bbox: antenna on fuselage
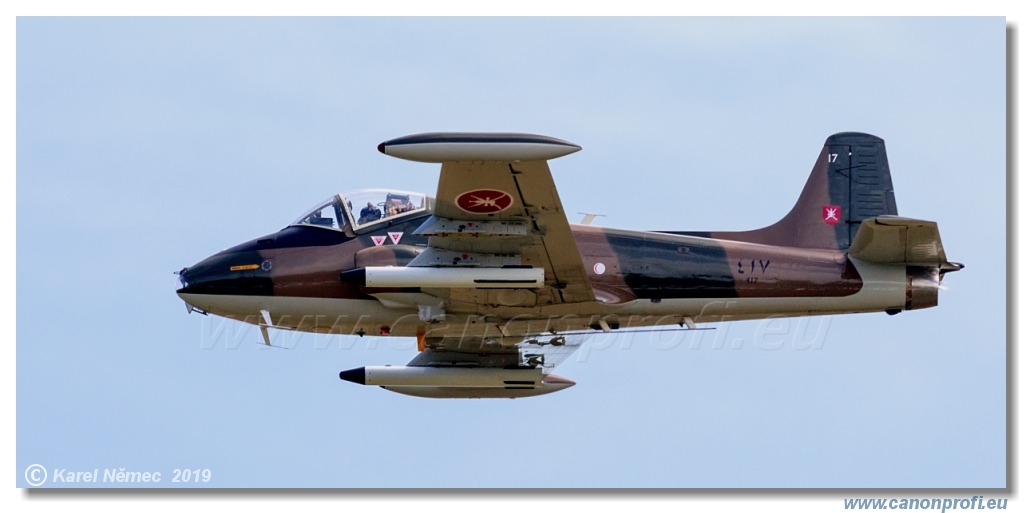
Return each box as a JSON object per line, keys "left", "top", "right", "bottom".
{"left": 577, "top": 212, "right": 606, "bottom": 225}
{"left": 258, "top": 309, "right": 292, "bottom": 349}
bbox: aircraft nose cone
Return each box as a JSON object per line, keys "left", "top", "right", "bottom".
{"left": 176, "top": 264, "right": 208, "bottom": 295}
{"left": 176, "top": 267, "right": 192, "bottom": 292}
{"left": 175, "top": 251, "right": 273, "bottom": 297}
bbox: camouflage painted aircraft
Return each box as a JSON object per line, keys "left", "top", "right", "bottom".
{"left": 176, "top": 132, "right": 963, "bottom": 398}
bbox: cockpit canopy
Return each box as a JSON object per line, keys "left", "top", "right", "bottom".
{"left": 290, "top": 189, "right": 431, "bottom": 231}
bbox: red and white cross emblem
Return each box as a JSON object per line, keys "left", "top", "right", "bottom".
{"left": 822, "top": 205, "right": 841, "bottom": 225}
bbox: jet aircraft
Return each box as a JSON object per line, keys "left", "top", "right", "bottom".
{"left": 176, "top": 132, "right": 963, "bottom": 398}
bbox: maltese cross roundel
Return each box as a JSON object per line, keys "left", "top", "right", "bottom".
{"left": 455, "top": 189, "right": 514, "bottom": 214}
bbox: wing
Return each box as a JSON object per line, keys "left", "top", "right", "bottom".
{"left": 378, "top": 133, "right": 595, "bottom": 307}
{"left": 342, "top": 133, "right": 595, "bottom": 398}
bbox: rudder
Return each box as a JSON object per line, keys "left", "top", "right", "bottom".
{"left": 822, "top": 132, "right": 899, "bottom": 249}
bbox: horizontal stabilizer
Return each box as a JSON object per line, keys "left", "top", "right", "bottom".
{"left": 850, "top": 217, "right": 962, "bottom": 271}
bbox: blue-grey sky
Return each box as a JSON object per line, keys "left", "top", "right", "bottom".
{"left": 16, "top": 17, "right": 1005, "bottom": 490}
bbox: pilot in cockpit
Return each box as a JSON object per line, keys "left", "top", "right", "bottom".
{"left": 359, "top": 202, "right": 382, "bottom": 224}
{"left": 401, "top": 198, "right": 416, "bottom": 213}
{"left": 385, "top": 196, "right": 416, "bottom": 216}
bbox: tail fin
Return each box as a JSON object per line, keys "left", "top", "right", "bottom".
{"left": 709, "top": 132, "right": 898, "bottom": 250}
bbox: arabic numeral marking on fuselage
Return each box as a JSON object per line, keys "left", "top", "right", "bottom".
{"left": 828, "top": 153, "right": 838, "bottom": 163}
{"left": 737, "top": 259, "right": 771, "bottom": 279}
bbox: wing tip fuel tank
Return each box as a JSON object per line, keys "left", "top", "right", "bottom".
{"left": 338, "top": 366, "right": 576, "bottom": 399}
{"left": 378, "top": 132, "right": 581, "bottom": 163}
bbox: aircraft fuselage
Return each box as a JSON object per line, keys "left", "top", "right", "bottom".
{"left": 176, "top": 215, "right": 915, "bottom": 340}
